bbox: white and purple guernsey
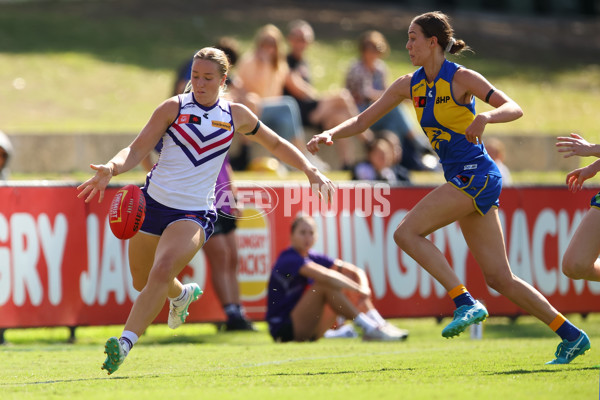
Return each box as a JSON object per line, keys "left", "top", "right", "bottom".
{"left": 145, "top": 92, "right": 235, "bottom": 210}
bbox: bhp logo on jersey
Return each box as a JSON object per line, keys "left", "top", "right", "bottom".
{"left": 436, "top": 96, "right": 451, "bottom": 104}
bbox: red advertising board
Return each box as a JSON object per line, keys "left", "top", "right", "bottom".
{"left": 0, "top": 182, "right": 599, "bottom": 329}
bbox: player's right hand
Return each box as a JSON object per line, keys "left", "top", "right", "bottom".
{"left": 306, "top": 132, "right": 334, "bottom": 154}
{"left": 566, "top": 166, "right": 597, "bottom": 193}
{"left": 76, "top": 163, "right": 113, "bottom": 203}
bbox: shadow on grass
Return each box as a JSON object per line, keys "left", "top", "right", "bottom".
{"left": 490, "top": 366, "right": 599, "bottom": 376}
{"left": 139, "top": 334, "right": 210, "bottom": 346}
{"left": 482, "top": 318, "right": 556, "bottom": 339}
{"left": 246, "top": 367, "right": 415, "bottom": 378}
{"left": 0, "top": 374, "right": 154, "bottom": 387}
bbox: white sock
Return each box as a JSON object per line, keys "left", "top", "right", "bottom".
{"left": 353, "top": 312, "right": 379, "bottom": 333}
{"left": 119, "top": 330, "right": 139, "bottom": 357}
{"left": 169, "top": 286, "right": 188, "bottom": 306}
{"left": 367, "top": 309, "right": 386, "bottom": 327}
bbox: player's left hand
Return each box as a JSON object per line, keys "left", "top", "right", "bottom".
{"left": 464, "top": 114, "right": 488, "bottom": 145}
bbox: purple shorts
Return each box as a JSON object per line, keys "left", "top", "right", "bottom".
{"left": 140, "top": 192, "right": 217, "bottom": 240}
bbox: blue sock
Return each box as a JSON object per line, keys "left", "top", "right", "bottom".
{"left": 556, "top": 320, "right": 581, "bottom": 342}
{"left": 453, "top": 292, "right": 476, "bottom": 308}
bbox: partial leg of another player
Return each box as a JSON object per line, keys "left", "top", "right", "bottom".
{"left": 203, "top": 230, "right": 256, "bottom": 331}
{"left": 562, "top": 207, "right": 600, "bottom": 281}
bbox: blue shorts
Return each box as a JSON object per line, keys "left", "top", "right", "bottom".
{"left": 590, "top": 191, "right": 600, "bottom": 209}
{"left": 449, "top": 173, "right": 502, "bottom": 215}
{"left": 140, "top": 192, "right": 217, "bottom": 240}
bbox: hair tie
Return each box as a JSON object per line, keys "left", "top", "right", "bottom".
{"left": 445, "top": 38, "right": 456, "bottom": 53}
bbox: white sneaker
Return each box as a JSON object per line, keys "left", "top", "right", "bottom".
{"left": 168, "top": 283, "right": 203, "bottom": 329}
{"left": 324, "top": 324, "right": 359, "bottom": 338}
{"left": 363, "top": 325, "right": 407, "bottom": 341}
{"left": 380, "top": 323, "right": 409, "bottom": 340}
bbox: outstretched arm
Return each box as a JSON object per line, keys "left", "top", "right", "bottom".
{"left": 306, "top": 73, "right": 412, "bottom": 154}
{"left": 556, "top": 133, "right": 600, "bottom": 158}
{"left": 77, "top": 98, "right": 177, "bottom": 203}
{"left": 231, "top": 103, "right": 335, "bottom": 202}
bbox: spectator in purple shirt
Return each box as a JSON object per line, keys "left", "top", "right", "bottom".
{"left": 266, "top": 215, "right": 408, "bottom": 342}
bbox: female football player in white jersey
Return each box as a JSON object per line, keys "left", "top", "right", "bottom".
{"left": 307, "top": 11, "right": 589, "bottom": 365}
{"left": 77, "top": 47, "right": 334, "bottom": 375}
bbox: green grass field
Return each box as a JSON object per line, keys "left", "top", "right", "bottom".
{"left": 2, "top": 315, "right": 599, "bottom": 400}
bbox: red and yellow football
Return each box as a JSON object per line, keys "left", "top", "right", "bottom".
{"left": 108, "top": 184, "right": 146, "bottom": 240}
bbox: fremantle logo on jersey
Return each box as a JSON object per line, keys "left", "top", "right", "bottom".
{"left": 178, "top": 114, "right": 203, "bottom": 125}
{"left": 168, "top": 109, "right": 234, "bottom": 167}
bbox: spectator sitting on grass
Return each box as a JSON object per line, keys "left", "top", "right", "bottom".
{"left": 266, "top": 215, "right": 409, "bottom": 342}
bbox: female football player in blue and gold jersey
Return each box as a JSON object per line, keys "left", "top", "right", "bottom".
{"left": 308, "top": 11, "right": 589, "bottom": 365}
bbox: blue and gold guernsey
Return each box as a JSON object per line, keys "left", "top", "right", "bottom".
{"left": 411, "top": 60, "right": 502, "bottom": 214}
